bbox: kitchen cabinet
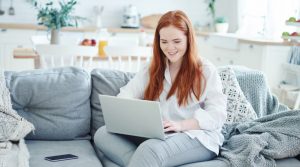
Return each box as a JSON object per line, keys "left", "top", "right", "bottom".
{"left": 197, "top": 35, "right": 290, "bottom": 89}
{"left": 197, "top": 36, "right": 211, "bottom": 55}
{"left": 207, "top": 48, "right": 240, "bottom": 66}
{"left": 239, "top": 43, "right": 264, "bottom": 70}
{"left": 262, "top": 46, "right": 290, "bottom": 88}
{"left": 198, "top": 35, "right": 241, "bottom": 66}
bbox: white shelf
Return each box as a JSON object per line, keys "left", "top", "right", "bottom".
{"left": 282, "top": 35, "right": 300, "bottom": 41}
{"left": 282, "top": 21, "right": 300, "bottom": 41}
{"left": 282, "top": 63, "right": 300, "bottom": 72}
{"left": 283, "top": 21, "right": 300, "bottom": 41}
{"left": 286, "top": 21, "right": 300, "bottom": 26}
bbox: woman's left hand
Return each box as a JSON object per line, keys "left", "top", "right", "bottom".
{"left": 163, "top": 120, "right": 182, "bottom": 132}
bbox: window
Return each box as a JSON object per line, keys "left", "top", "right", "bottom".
{"left": 237, "top": 0, "right": 300, "bottom": 39}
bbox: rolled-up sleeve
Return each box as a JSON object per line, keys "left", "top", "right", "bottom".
{"left": 117, "top": 64, "right": 149, "bottom": 99}
{"left": 194, "top": 65, "right": 227, "bottom": 131}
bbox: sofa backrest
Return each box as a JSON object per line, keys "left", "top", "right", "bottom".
{"left": 90, "top": 66, "right": 289, "bottom": 137}
{"left": 90, "top": 69, "right": 134, "bottom": 136}
{"left": 5, "top": 67, "right": 91, "bottom": 140}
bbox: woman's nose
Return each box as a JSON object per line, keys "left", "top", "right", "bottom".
{"left": 166, "top": 43, "right": 175, "bottom": 50}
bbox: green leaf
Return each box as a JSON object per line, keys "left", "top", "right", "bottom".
{"left": 28, "top": 0, "right": 85, "bottom": 29}
{"left": 215, "top": 17, "right": 227, "bottom": 23}
{"left": 45, "top": 2, "right": 53, "bottom": 6}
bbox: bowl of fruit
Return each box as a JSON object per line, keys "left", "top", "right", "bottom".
{"left": 286, "top": 17, "right": 300, "bottom": 26}
{"left": 282, "top": 31, "right": 300, "bottom": 41}
{"left": 80, "top": 38, "right": 97, "bottom": 46}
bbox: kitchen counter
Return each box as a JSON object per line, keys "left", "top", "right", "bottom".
{"left": 0, "top": 23, "right": 155, "bottom": 33}
{"left": 1, "top": 23, "right": 299, "bottom": 46}
{"left": 196, "top": 31, "right": 300, "bottom": 46}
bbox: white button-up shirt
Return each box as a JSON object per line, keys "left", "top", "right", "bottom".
{"left": 117, "top": 59, "right": 227, "bottom": 155}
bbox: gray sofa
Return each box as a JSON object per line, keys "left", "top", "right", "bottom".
{"left": 4, "top": 66, "right": 300, "bottom": 167}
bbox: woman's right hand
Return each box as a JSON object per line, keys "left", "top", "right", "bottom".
{"left": 163, "top": 120, "right": 183, "bottom": 132}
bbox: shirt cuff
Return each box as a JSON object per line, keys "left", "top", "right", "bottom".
{"left": 194, "top": 108, "right": 218, "bottom": 130}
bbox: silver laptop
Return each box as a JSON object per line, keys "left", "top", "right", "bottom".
{"left": 99, "top": 94, "right": 169, "bottom": 140}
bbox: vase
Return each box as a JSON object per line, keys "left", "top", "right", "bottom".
{"left": 215, "top": 23, "right": 229, "bottom": 33}
{"left": 50, "top": 29, "right": 60, "bottom": 44}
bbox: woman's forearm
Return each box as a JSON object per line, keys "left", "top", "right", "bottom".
{"left": 180, "top": 118, "right": 200, "bottom": 131}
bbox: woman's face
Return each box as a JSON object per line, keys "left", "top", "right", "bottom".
{"left": 159, "top": 25, "right": 188, "bottom": 66}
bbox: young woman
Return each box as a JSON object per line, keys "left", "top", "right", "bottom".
{"left": 95, "top": 10, "right": 227, "bottom": 167}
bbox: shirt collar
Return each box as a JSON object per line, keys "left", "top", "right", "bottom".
{"left": 164, "top": 60, "right": 172, "bottom": 85}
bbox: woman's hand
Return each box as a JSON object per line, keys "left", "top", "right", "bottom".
{"left": 163, "top": 120, "right": 183, "bottom": 132}
{"left": 163, "top": 119, "right": 200, "bottom": 132}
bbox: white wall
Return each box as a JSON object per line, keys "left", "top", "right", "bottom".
{"left": 216, "top": 0, "right": 239, "bottom": 32}
{"left": 0, "top": 0, "right": 237, "bottom": 31}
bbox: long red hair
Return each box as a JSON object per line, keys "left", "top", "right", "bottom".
{"left": 144, "top": 10, "right": 206, "bottom": 106}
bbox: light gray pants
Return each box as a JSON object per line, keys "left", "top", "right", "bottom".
{"left": 94, "top": 126, "right": 216, "bottom": 167}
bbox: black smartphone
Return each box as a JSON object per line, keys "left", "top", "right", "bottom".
{"left": 44, "top": 154, "right": 78, "bottom": 162}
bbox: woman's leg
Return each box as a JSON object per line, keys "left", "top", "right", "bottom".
{"left": 94, "top": 126, "right": 144, "bottom": 166}
{"left": 128, "top": 133, "right": 216, "bottom": 167}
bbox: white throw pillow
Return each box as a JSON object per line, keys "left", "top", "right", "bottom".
{"left": 218, "top": 67, "right": 258, "bottom": 123}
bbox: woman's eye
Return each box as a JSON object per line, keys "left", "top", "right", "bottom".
{"left": 161, "top": 41, "right": 167, "bottom": 44}
{"left": 174, "top": 41, "right": 181, "bottom": 43}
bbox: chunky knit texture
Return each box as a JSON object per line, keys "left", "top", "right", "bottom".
{"left": 232, "top": 66, "right": 289, "bottom": 117}
{"left": 216, "top": 66, "right": 297, "bottom": 167}
{"left": 0, "top": 70, "right": 34, "bottom": 167}
{"left": 219, "top": 110, "right": 300, "bottom": 167}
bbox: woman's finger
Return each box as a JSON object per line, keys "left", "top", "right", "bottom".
{"left": 164, "top": 126, "right": 175, "bottom": 132}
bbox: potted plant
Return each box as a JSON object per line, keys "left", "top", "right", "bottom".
{"left": 28, "top": 0, "right": 83, "bottom": 44}
{"left": 215, "top": 17, "right": 229, "bottom": 33}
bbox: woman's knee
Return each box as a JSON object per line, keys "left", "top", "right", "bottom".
{"left": 94, "top": 126, "right": 137, "bottom": 166}
{"left": 128, "top": 139, "right": 165, "bottom": 166}
{"left": 94, "top": 126, "right": 107, "bottom": 146}
{"left": 137, "top": 139, "right": 163, "bottom": 155}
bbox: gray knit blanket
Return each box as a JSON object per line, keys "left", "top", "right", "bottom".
{"left": 233, "top": 66, "right": 289, "bottom": 118}
{"left": 218, "top": 110, "right": 300, "bottom": 167}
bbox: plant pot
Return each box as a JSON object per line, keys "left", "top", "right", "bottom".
{"left": 50, "top": 29, "right": 60, "bottom": 44}
{"left": 215, "top": 23, "right": 229, "bottom": 33}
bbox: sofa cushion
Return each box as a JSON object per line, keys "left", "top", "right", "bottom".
{"left": 5, "top": 67, "right": 91, "bottom": 140}
{"left": 218, "top": 67, "right": 257, "bottom": 123}
{"left": 26, "top": 140, "right": 102, "bottom": 167}
{"left": 90, "top": 69, "right": 134, "bottom": 137}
